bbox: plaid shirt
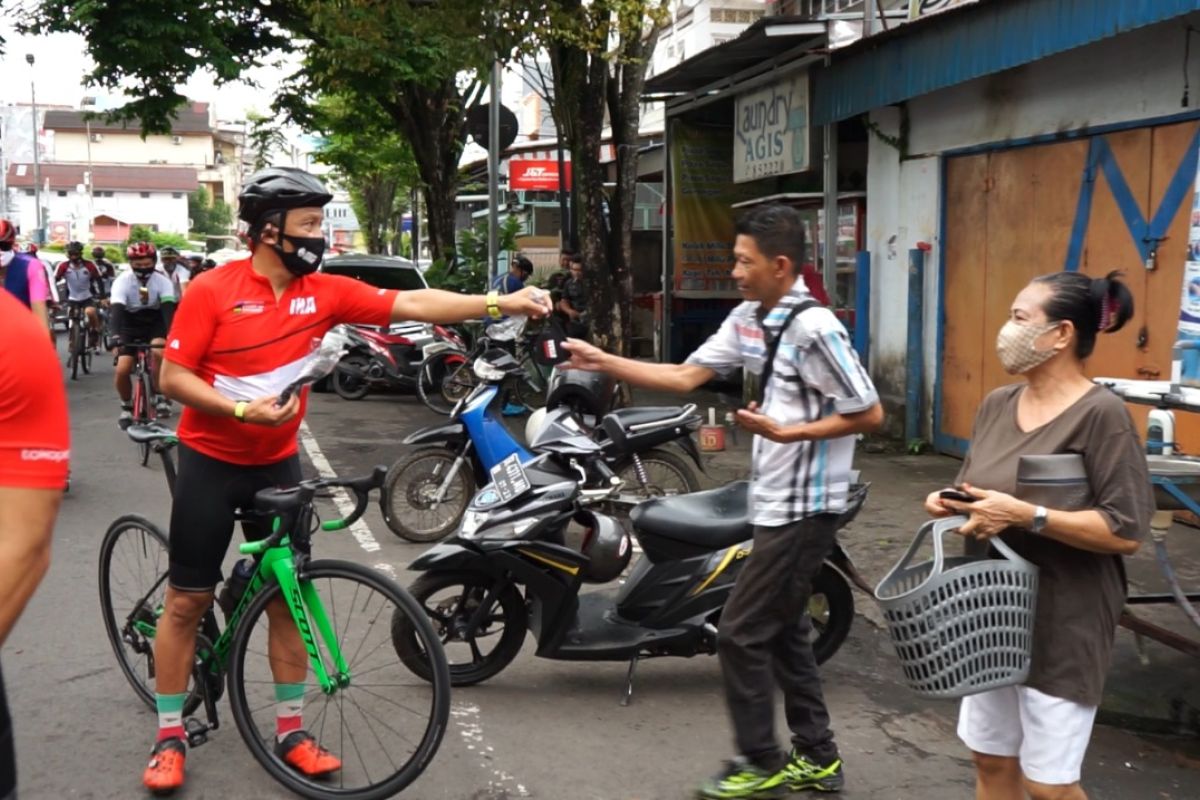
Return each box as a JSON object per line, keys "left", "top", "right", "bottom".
{"left": 685, "top": 281, "right": 878, "bottom": 526}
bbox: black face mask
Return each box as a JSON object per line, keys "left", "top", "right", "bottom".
{"left": 272, "top": 233, "right": 326, "bottom": 276}
{"left": 0, "top": 242, "right": 11, "bottom": 252}
{"left": 134, "top": 268, "right": 155, "bottom": 279}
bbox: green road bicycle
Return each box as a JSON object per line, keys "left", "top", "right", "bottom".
{"left": 99, "top": 425, "right": 451, "bottom": 800}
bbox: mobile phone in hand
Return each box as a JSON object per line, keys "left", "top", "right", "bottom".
{"left": 938, "top": 488, "right": 976, "bottom": 503}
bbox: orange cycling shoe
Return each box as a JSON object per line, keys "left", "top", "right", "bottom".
{"left": 143, "top": 738, "right": 186, "bottom": 794}
{"left": 276, "top": 730, "right": 342, "bottom": 777}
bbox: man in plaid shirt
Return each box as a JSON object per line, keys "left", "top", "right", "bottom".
{"left": 564, "top": 203, "right": 882, "bottom": 799}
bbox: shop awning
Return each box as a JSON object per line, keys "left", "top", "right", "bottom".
{"left": 645, "top": 16, "right": 826, "bottom": 111}
{"left": 813, "top": 0, "right": 1200, "bottom": 125}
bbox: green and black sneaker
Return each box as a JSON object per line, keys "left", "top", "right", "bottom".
{"left": 776, "top": 749, "right": 844, "bottom": 792}
{"left": 696, "top": 758, "right": 788, "bottom": 800}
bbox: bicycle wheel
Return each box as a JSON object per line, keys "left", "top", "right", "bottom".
{"left": 439, "top": 357, "right": 477, "bottom": 410}
{"left": 227, "top": 560, "right": 450, "bottom": 800}
{"left": 134, "top": 370, "right": 154, "bottom": 466}
{"left": 380, "top": 448, "right": 475, "bottom": 542}
{"left": 81, "top": 323, "right": 93, "bottom": 375}
{"left": 98, "top": 515, "right": 219, "bottom": 714}
{"left": 415, "top": 352, "right": 466, "bottom": 415}
{"left": 68, "top": 318, "right": 81, "bottom": 380}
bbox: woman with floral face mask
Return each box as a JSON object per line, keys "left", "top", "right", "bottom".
{"left": 923, "top": 270, "right": 1154, "bottom": 800}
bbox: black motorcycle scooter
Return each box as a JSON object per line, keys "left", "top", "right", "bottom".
{"left": 392, "top": 410, "right": 872, "bottom": 704}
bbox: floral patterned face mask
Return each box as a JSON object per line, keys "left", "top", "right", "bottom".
{"left": 995, "top": 320, "right": 1061, "bottom": 374}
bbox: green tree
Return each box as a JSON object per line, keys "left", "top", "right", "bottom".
{"left": 310, "top": 95, "right": 419, "bottom": 255}
{"left": 188, "top": 187, "right": 235, "bottom": 235}
{"left": 124, "top": 225, "right": 190, "bottom": 253}
{"left": 425, "top": 215, "right": 522, "bottom": 294}
{"left": 24, "top": 0, "right": 523, "bottom": 265}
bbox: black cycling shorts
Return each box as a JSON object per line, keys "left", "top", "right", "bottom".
{"left": 168, "top": 442, "right": 302, "bottom": 592}
{"left": 118, "top": 312, "right": 167, "bottom": 357}
{"left": 0, "top": 662, "right": 14, "bottom": 800}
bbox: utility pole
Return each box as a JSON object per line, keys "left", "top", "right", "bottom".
{"left": 82, "top": 96, "right": 96, "bottom": 243}
{"left": 27, "top": 54, "right": 42, "bottom": 239}
{"left": 487, "top": 60, "right": 502, "bottom": 284}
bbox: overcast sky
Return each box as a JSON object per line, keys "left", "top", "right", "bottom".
{"left": 0, "top": 26, "right": 292, "bottom": 124}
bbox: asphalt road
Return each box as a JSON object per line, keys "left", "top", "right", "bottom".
{"left": 7, "top": 347, "right": 1197, "bottom": 799}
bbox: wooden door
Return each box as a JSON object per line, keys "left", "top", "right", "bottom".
{"left": 939, "top": 139, "right": 1087, "bottom": 446}
{"left": 1146, "top": 121, "right": 1200, "bottom": 450}
{"left": 1078, "top": 129, "right": 1152, "bottom": 382}
{"left": 940, "top": 154, "right": 990, "bottom": 443}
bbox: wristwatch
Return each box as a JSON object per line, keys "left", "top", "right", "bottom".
{"left": 486, "top": 290, "right": 502, "bottom": 320}
{"left": 1031, "top": 505, "right": 1048, "bottom": 534}
{"left": 234, "top": 401, "right": 249, "bottom": 423}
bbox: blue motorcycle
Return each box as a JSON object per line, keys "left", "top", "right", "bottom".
{"left": 381, "top": 350, "right": 704, "bottom": 542}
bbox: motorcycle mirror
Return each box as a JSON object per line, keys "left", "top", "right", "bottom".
{"left": 276, "top": 326, "right": 354, "bottom": 406}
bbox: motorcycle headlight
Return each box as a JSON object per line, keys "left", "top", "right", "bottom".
{"left": 461, "top": 512, "right": 536, "bottom": 541}
{"left": 460, "top": 509, "right": 489, "bottom": 537}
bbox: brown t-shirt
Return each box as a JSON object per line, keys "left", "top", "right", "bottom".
{"left": 957, "top": 383, "right": 1154, "bottom": 706}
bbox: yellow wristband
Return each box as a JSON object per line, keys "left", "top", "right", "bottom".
{"left": 486, "top": 290, "right": 502, "bottom": 320}
{"left": 234, "top": 401, "right": 249, "bottom": 422}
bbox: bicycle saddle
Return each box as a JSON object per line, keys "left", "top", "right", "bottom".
{"left": 125, "top": 423, "right": 177, "bottom": 444}
{"left": 254, "top": 486, "right": 305, "bottom": 515}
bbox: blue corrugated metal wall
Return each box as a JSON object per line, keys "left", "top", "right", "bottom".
{"left": 813, "top": 0, "right": 1200, "bottom": 125}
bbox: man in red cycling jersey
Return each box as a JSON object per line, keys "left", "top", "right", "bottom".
{"left": 143, "top": 166, "right": 550, "bottom": 792}
{"left": 0, "top": 287, "right": 69, "bottom": 799}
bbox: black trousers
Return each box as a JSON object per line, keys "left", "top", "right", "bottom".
{"left": 716, "top": 515, "right": 840, "bottom": 771}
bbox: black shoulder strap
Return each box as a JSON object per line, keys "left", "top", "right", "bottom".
{"left": 758, "top": 299, "right": 820, "bottom": 405}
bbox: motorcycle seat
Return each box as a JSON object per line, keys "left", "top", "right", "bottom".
{"left": 631, "top": 481, "right": 751, "bottom": 552}
{"left": 604, "top": 406, "right": 687, "bottom": 431}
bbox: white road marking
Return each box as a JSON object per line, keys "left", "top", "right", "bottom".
{"left": 451, "top": 703, "right": 529, "bottom": 797}
{"left": 297, "top": 420, "right": 380, "bottom": 553}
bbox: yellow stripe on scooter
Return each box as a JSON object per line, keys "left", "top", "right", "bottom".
{"left": 690, "top": 546, "right": 739, "bottom": 597}
{"left": 518, "top": 548, "right": 580, "bottom": 576}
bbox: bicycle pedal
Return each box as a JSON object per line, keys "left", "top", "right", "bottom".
{"left": 183, "top": 718, "right": 209, "bottom": 747}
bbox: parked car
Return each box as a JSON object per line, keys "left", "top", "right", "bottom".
{"left": 320, "top": 253, "right": 429, "bottom": 294}
{"left": 314, "top": 254, "right": 432, "bottom": 392}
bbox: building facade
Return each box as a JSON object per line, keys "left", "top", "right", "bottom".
{"left": 5, "top": 163, "right": 196, "bottom": 242}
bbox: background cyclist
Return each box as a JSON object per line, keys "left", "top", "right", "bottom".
{"left": 109, "top": 242, "right": 176, "bottom": 425}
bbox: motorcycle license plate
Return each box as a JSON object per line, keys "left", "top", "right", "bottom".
{"left": 490, "top": 454, "right": 531, "bottom": 502}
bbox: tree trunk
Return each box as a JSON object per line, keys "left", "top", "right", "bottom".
{"left": 604, "top": 20, "right": 662, "bottom": 357}
{"left": 383, "top": 76, "right": 470, "bottom": 265}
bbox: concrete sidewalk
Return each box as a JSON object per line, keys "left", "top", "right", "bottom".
{"left": 631, "top": 385, "right": 1200, "bottom": 796}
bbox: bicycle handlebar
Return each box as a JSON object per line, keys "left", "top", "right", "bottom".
{"left": 237, "top": 465, "right": 388, "bottom": 555}
{"left": 317, "top": 466, "right": 388, "bottom": 532}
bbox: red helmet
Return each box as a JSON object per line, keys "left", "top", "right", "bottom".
{"left": 125, "top": 241, "right": 158, "bottom": 262}
{"left": 26, "top": 243, "right": 38, "bottom": 254}
{"left": 0, "top": 220, "right": 15, "bottom": 245}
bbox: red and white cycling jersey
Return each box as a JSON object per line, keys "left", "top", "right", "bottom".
{"left": 0, "top": 290, "right": 69, "bottom": 488}
{"left": 165, "top": 258, "right": 398, "bottom": 465}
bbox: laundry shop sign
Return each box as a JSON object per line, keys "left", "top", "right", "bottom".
{"left": 733, "top": 71, "right": 810, "bottom": 183}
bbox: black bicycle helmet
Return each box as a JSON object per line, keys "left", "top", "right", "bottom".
{"left": 66, "top": 240, "right": 84, "bottom": 256}
{"left": 238, "top": 167, "right": 333, "bottom": 233}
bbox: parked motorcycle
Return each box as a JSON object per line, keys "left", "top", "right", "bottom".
{"left": 391, "top": 419, "right": 870, "bottom": 703}
{"left": 381, "top": 349, "right": 704, "bottom": 542}
{"left": 332, "top": 322, "right": 462, "bottom": 400}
